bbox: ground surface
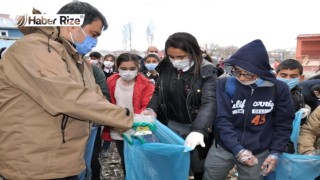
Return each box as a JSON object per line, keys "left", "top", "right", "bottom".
{"left": 99, "top": 141, "right": 237, "bottom": 180}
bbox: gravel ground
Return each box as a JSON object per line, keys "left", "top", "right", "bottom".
{"left": 100, "top": 142, "right": 125, "bottom": 180}
{"left": 99, "top": 141, "right": 237, "bottom": 180}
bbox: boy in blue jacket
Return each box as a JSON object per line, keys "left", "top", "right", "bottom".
{"left": 203, "top": 39, "right": 295, "bottom": 180}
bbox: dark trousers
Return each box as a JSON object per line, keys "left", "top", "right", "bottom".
{"left": 115, "top": 140, "right": 126, "bottom": 175}
{"left": 91, "top": 127, "right": 102, "bottom": 180}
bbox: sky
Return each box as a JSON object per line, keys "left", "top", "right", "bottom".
{"left": 1, "top": 0, "right": 319, "bottom": 52}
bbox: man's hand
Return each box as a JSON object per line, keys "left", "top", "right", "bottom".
{"left": 235, "top": 149, "right": 258, "bottom": 167}
{"left": 260, "top": 153, "right": 279, "bottom": 176}
{"left": 184, "top": 132, "right": 205, "bottom": 150}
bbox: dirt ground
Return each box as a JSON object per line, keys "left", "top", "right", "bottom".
{"left": 99, "top": 141, "right": 237, "bottom": 180}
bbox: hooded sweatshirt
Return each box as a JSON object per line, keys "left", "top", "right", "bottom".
{"left": 299, "top": 79, "right": 320, "bottom": 112}
{"left": 215, "top": 39, "right": 295, "bottom": 155}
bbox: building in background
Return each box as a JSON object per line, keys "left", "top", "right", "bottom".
{"left": 0, "top": 14, "right": 23, "bottom": 49}
{"left": 296, "top": 34, "right": 320, "bottom": 75}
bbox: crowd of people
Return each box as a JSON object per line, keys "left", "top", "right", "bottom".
{"left": 0, "top": 1, "right": 319, "bottom": 180}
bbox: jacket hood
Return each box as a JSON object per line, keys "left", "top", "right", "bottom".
{"left": 225, "top": 39, "right": 276, "bottom": 82}
{"left": 18, "top": 8, "right": 59, "bottom": 39}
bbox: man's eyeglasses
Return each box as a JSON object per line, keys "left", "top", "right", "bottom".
{"left": 230, "top": 68, "right": 256, "bottom": 79}
{"left": 149, "top": 51, "right": 158, "bottom": 53}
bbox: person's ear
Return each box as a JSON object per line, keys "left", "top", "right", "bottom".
{"left": 67, "top": 26, "right": 77, "bottom": 33}
{"left": 299, "top": 75, "right": 305, "bottom": 82}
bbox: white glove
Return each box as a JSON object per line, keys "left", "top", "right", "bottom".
{"left": 141, "top": 108, "right": 157, "bottom": 118}
{"left": 299, "top": 108, "right": 311, "bottom": 119}
{"left": 184, "top": 132, "right": 205, "bottom": 150}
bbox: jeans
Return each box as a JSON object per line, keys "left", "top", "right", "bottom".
{"left": 203, "top": 143, "right": 269, "bottom": 180}
{"left": 78, "top": 126, "right": 98, "bottom": 180}
{"left": 91, "top": 127, "right": 103, "bottom": 180}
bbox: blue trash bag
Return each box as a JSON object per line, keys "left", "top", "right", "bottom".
{"left": 124, "top": 120, "right": 191, "bottom": 180}
{"left": 275, "top": 153, "right": 320, "bottom": 179}
{"left": 274, "top": 110, "right": 320, "bottom": 179}
{"left": 290, "top": 110, "right": 303, "bottom": 153}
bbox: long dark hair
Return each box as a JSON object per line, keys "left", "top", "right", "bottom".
{"left": 165, "top": 32, "right": 202, "bottom": 75}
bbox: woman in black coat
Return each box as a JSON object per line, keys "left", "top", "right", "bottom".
{"left": 143, "top": 32, "right": 217, "bottom": 180}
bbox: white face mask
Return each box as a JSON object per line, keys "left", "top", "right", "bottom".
{"left": 104, "top": 61, "right": 114, "bottom": 68}
{"left": 90, "top": 60, "right": 99, "bottom": 65}
{"left": 119, "top": 69, "right": 138, "bottom": 81}
{"left": 236, "top": 77, "right": 256, "bottom": 86}
{"left": 169, "top": 58, "right": 194, "bottom": 72}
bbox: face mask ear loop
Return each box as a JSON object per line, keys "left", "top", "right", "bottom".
{"left": 69, "top": 31, "right": 75, "bottom": 43}
{"left": 80, "top": 27, "right": 87, "bottom": 37}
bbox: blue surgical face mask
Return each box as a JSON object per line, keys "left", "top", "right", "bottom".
{"left": 70, "top": 28, "right": 97, "bottom": 55}
{"left": 277, "top": 77, "right": 299, "bottom": 89}
{"left": 145, "top": 63, "right": 158, "bottom": 71}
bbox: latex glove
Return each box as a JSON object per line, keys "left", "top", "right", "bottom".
{"left": 122, "top": 129, "right": 136, "bottom": 145}
{"left": 235, "top": 149, "right": 258, "bottom": 167}
{"left": 141, "top": 108, "right": 157, "bottom": 118}
{"left": 133, "top": 114, "right": 156, "bottom": 131}
{"left": 304, "top": 149, "right": 320, "bottom": 155}
{"left": 260, "top": 153, "right": 279, "bottom": 176}
{"left": 184, "top": 132, "right": 205, "bottom": 150}
{"left": 299, "top": 108, "right": 311, "bottom": 119}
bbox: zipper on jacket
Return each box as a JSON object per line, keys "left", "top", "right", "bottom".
{"left": 186, "top": 76, "right": 196, "bottom": 124}
{"left": 241, "top": 86, "right": 254, "bottom": 144}
{"left": 186, "top": 89, "right": 192, "bottom": 123}
{"left": 61, "top": 115, "right": 69, "bottom": 143}
{"left": 177, "top": 71, "right": 184, "bottom": 122}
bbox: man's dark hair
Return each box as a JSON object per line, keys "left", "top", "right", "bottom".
{"left": 57, "top": 1, "right": 108, "bottom": 30}
{"left": 145, "top": 54, "right": 160, "bottom": 62}
{"left": 276, "top": 59, "right": 303, "bottom": 75}
{"left": 89, "top": 52, "right": 102, "bottom": 59}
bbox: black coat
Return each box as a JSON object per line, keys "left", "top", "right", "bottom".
{"left": 148, "top": 59, "right": 217, "bottom": 138}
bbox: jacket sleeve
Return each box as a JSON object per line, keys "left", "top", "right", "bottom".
{"left": 92, "top": 65, "right": 110, "bottom": 101}
{"left": 270, "top": 82, "right": 295, "bottom": 154}
{"left": 147, "top": 78, "right": 160, "bottom": 113}
{"left": 140, "top": 82, "right": 155, "bottom": 112}
{"left": 215, "top": 78, "right": 244, "bottom": 155}
{"left": 3, "top": 40, "right": 133, "bottom": 130}
{"left": 298, "top": 106, "right": 320, "bottom": 154}
{"left": 191, "top": 64, "right": 217, "bottom": 137}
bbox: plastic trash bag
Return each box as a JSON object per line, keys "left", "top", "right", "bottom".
{"left": 274, "top": 110, "right": 320, "bottom": 179}
{"left": 124, "top": 120, "right": 191, "bottom": 180}
{"left": 275, "top": 153, "right": 320, "bottom": 179}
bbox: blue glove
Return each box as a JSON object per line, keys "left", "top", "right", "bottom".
{"left": 122, "top": 129, "right": 136, "bottom": 145}
{"left": 133, "top": 114, "right": 156, "bottom": 131}
{"left": 123, "top": 115, "right": 157, "bottom": 145}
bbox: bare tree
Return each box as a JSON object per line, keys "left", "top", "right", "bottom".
{"left": 217, "top": 45, "right": 238, "bottom": 59}
{"left": 146, "top": 22, "right": 155, "bottom": 46}
{"left": 122, "top": 22, "right": 133, "bottom": 51}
